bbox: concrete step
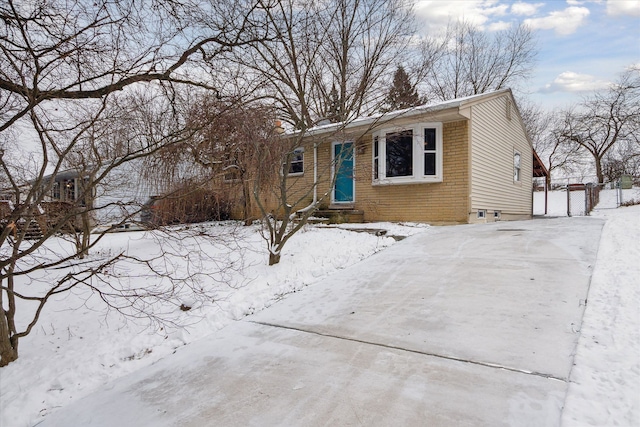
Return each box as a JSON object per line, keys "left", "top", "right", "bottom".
{"left": 314, "top": 209, "right": 364, "bottom": 224}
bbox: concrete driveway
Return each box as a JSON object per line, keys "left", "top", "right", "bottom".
{"left": 40, "top": 217, "right": 604, "bottom": 427}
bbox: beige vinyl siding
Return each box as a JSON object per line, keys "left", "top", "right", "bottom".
{"left": 469, "top": 95, "right": 532, "bottom": 221}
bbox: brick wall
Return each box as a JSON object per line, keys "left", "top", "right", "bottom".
{"left": 252, "top": 120, "right": 471, "bottom": 224}
{"left": 353, "top": 120, "right": 470, "bottom": 223}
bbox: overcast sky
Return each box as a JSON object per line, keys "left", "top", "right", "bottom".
{"left": 414, "top": 0, "right": 640, "bottom": 110}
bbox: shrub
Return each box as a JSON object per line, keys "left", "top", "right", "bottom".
{"left": 144, "top": 187, "right": 232, "bottom": 226}
{"left": 620, "top": 199, "right": 640, "bottom": 207}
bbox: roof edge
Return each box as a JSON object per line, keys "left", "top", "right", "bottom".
{"left": 295, "top": 89, "right": 513, "bottom": 138}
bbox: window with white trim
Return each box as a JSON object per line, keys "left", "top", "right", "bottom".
{"left": 372, "top": 123, "right": 443, "bottom": 184}
{"left": 52, "top": 181, "right": 60, "bottom": 200}
{"left": 514, "top": 151, "right": 521, "bottom": 182}
{"left": 386, "top": 130, "right": 413, "bottom": 177}
{"left": 63, "top": 179, "right": 75, "bottom": 201}
{"left": 373, "top": 136, "right": 379, "bottom": 179}
{"left": 288, "top": 147, "right": 304, "bottom": 175}
{"left": 424, "top": 128, "right": 437, "bottom": 176}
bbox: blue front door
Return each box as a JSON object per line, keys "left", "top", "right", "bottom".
{"left": 334, "top": 142, "right": 354, "bottom": 203}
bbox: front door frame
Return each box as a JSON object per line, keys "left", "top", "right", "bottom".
{"left": 332, "top": 140, "right": 356, "bottom": 204}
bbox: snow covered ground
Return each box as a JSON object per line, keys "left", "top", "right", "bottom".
{"left": 561, "top": 202, "right": 640, "bottom": 426}
{"left": 0, "top": 221, "right": 426, "bottom": 427}
{"left": 1, "top": 195, "right": 639, "bottom": 426}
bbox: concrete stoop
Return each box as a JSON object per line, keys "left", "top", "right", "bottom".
{"left": 313, "top": 208, "right": 364, "bottom": 224}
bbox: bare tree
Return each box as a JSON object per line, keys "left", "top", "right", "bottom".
{"left": 310, "top": 0, "right": 415, "bottom": 123}
{"left": 232, "top": 0, "right": 414, "bottom": 129}
{"left": 215, "top": 0, "right": 414, "bottom": 264}
{"left": 519, "top": 99, "right": 584, "bottom": 181}
{"left": 0, "top": 89, "right": 209, "bottom": 366}
{"left": 0, "top": 0, "right": 267, "bottom": 366}
{"left": 416, "top": 20, "right": 537, "bottom": 102}
{"left": 252, "top": 128, "right": 358, "bottom": 265}
{"left": 180, "top": 96, "right": 280, "bottom": 224}
{"left": 557, "top": 68, "right": 640, "bottom": 183}
{"left": 603, "top": 141, "right": 640, "bottom": 183}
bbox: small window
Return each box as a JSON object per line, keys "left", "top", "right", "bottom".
{"left": 385, "top": 130, "right": 413, "bottom": 178}
{"left": 424, "top": 128, "right": 437, "bottom": 176}
{"left": 514, "top": 152, "right": 521, "bottom": 182}
{"left": 373, "top": 136, "right": 379, "bottom": 179}
{"left": 477, "top": 209, "right": 486, "bottom": 219}
{"left": 288, "top": 147, "right": 304, "bottom": 175}
{"left": 494, "top": 211, "right": 501, "bottom": 219}
{"left": 223, "top": 166, "right": 241, "bottom": 182}
{"left": 63, "top": 179, "right": 75, "bottom": 201}
{"left": 52, "top": 181, "right": 61, "bottom": 200}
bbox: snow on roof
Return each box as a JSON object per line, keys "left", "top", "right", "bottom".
{"left": 296, "top": 88, "right": 512, "bottom": 136}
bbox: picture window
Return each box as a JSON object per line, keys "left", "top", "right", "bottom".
{"left": 372, "top": 122, "right": 442, "bottom": 185}
{"left": 385, "top": 130, "right": 413, "bottom": 178}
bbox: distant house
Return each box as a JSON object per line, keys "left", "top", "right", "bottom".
{"left": 38, "top": 160, "right": 162, "bottom": 227}
{"left": 285, "top": 89, "right": 549, "bottom": 224}
{"left": 39, "top": 158, "right": 235, "bottom": 228}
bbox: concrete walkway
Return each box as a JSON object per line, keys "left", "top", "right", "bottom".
{"left": 40, "top": 217, "right": 604, "bottom": 427}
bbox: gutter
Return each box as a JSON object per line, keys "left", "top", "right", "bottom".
{"left": 295, "top": 89, "right": 512, "bottom": 137}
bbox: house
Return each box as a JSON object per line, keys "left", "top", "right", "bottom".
{"left": 37, "top": 157, "right": 236, "bottom": 229}
{"left": 36, "top": 159, "right": 165, "bottom": 228}
{"left": 285, "top": 89, "right": 549, "bottom": 224}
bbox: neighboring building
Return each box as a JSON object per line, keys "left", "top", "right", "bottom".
{"left": 38, "top": 160, "right": 165, "bottom": 227}
{"left": 284, "top": 89, "right": 549, "bottom": 224}
{"left": 38, "top": 157, "right": 238, "bottom": 228}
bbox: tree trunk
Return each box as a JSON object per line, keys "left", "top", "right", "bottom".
{"left": 268, "top": 252, "right": 281, "bottom": 266}
{"left": 595, "top": 156, "right": 604, "bottom": 184}
{"left": 0, "top": 311, "right": 19, "bottom": 367}
{"left": 242, "top": 174, "right": 252, "bottom": 226}
{"left": 0, "top": 273, "right": 19, "bottom": 366}
{"left": 79, "top": 210, "right": 91, "bottom": 258}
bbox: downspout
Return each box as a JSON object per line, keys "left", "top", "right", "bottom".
{"left": 313, "top": 141, "right": 318, "bottom": 205}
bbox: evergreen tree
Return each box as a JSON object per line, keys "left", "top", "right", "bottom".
{"left": 325, "top": 84, "right": 341, "bottom": 123}
{"left": 382, "top": 66, "right": 423, "bottom": 112}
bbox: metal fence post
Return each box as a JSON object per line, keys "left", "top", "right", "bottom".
{"left": 567, "top": 185, "right": 571, "bottom": 217}
{"left": 617, "top": 179, "right": 623, "bottom": 207}
{"left": 585, "top": 184, "right": 590, "bottom": 215}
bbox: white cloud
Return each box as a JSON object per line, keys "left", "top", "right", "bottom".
{"left": 488, "top": 20, "right": 512, "bottom": 31}
{"left": 606, "top": 0, "right": 640, "bottom": 17}
{"left": 540, "top": 71, "right": 611, "bottom": 93}
{"left": 566, "top": 0, "right": 603, "bottom": 4}
{"left": 523, "top": 6, "right": 590, "bottom": 35}
{"left": 414, "top": 0, "right": 509, "bottom": 33}
{"left": 511, "top": 2, "right": 544, "bottom": 16}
